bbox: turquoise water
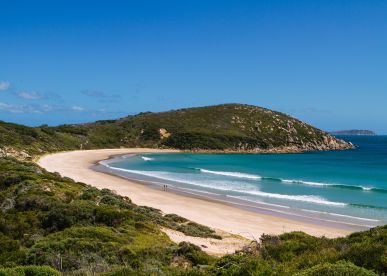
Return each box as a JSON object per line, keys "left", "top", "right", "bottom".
{"left": 102, "top": 136, "right": 387, "bottom": 228}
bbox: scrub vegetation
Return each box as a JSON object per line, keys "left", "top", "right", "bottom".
{"left": 0, "top": 104, "right": 381, "bottom": 275}
{"left": 0, "top": 158, "right": 385, "bottom": 275}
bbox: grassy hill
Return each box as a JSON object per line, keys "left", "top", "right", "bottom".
{"left": 0, "top": 104, "right": 352, "bottom": 158}
{"left": 0, "top": 157, "right": 384, "bottom": 275}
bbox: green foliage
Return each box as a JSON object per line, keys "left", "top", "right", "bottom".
{"left": 0, "top": 157, "right": 387, "bottom": 275}
{"left": 0, "top": 265, "right": 60, "bottom": 276}
{"left": 208, "top": 228, "right": 387, "bottom": 275}
{"left": 175, "top": 242, "right": 215, "bottom": 266}
{"left": 176, "top": 222, "right": 222, "bottom": 240}
{"left": 164, "top": 131, "right": 258, "bottom": 150}
{"left": 210, "top": 253, "right": 273, "bottom": 275}
{"left": 164, "top": 213, "right": 189, "bottom": 223}
{"left": 294, "top": 261, "right": 378, "bottom": 276}
{"left": 1, "top": 157, "right": 387, "bottom": 275}
{"left": 340, "top": 227, "right": 387, "bottom": 272}
{"left": 0, "top": 158, "right": 219, "bottom": 274}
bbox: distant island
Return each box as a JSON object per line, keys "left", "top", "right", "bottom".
{"left": 330, "top": 130, "right": 377, "bottom": 136}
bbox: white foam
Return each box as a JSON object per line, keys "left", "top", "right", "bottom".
{"left": 281, "top": 179, "right": 328, "bottom": 186}
{"left": 141, "top": 156, "right": 154, "bottom": 161}
{"left": 241, "top": 190, "right": 347, "bottom": 206}
{"left": 301, "top": 209, "right": 379, "bottom": 222}
{"left": 104, "top": 165, "right": 347, "bottom": 207}
{"left": 281, "top": 179, "right": 374, "bottom": 191}
{"left": 103, "top": 166, "right": 230, "bottom": 189}
{"left": 199, "top": 168, "right": 262, "bottom": 180}
{"left": 226, "top": 195, "right": 290, "bottom": 209}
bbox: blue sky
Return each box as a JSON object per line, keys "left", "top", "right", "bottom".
{"left": 0, "top": 1, "right": 386, "bottom": 133}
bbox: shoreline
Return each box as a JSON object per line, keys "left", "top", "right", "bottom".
{"left": 95, "top": 157, "right": 372, "bottom": 231}
{"left": 37, "top": 148, "right": 357, "bottom": 253}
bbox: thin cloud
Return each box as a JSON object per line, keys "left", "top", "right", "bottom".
{"left": 71, "top": 105, "right": 85, "bottom": 112}
{"left": 0, "top": 102, "right": 87, "bottom": 114}
{"left": 18, "top": 91, "right": 44, "bottom": 100}
{"left": 0, "top": 102, "right": 41, "bottom": 113}
{"left": 0, "top": 81, "right": 10, "bottom": 91}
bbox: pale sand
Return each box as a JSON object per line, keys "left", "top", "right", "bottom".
{"left": 161, "top": 228, "right": 250, "bottom": 256}
{"left": 37, "top": 148, "right": 352, "bottom": 255}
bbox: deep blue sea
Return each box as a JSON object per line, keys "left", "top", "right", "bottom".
{"left": 102, "top": 136, "right": 387, "bottom": 229}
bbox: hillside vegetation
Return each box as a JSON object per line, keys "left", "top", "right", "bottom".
{"left": 0, "top": 104, "right": 352, "bottom": 158}
{"left": 0, "top": 158, "right": 217, "bottom": 274}
{"left": 2, "top": 103, "right": 374, "bottom": 275}
{"left": 0, "top": 157, "right": 385, "bottom": 275}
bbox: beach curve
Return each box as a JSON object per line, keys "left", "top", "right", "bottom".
{"left": 37, "top": 148, "right": 353, "bottom": 254}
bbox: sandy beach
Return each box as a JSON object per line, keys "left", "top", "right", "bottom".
{"left": 37, "top": 148, "right": 353, "bottom": 254}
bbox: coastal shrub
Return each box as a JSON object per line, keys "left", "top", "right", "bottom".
{"left": 102, "top": 267, "right": 143, "bottom": 276}
{"left": 294, "top": 261, "right": 378, "bottom": 276}
{"left": 0, "top": 265, "right": 60, "bottom": 276}
{"left": 95, "top": 206, "right": 132, "bottom": 227}
{"left": 79, "top": 186, "right": 100, "bottom": 200}
{"left": 0, "top": 158, "right": 221, "bottom": 274}
{"left": 260, "top": 232, "right": 323, "bottom": 262}
{"left": 0, "top": 233, "right": 25, "bottom": 266}
{"left": 41, "top": 203, "right": 85, "bottom": 231}
{"left": 0, "top": 173, "right": 25, "bottom": 189}
{"left": 164, "top": 131, "right": 256, "bottom": 150}
{"left": 210, "top": 253, "right": 273, "bottom": 275}
{"left": 175, "top": 242, "right": 214, "bottom": 266}
{"left": 99, "top": 189, "right": 133, "bottom": 209}
{"left": 176, "top": 222, "right": 221, "bottom": 240}
{"left": 15, "top": 193, "right": 56, "bottom": 212}
{"left": 101, "top": 266, "right": 207, "bottom": 276}
{"left": 39, "top": 125, "right": 56, "bottom": 136}
{"left": 338, "top": 226, "right": 387, "bottom": 272}
{"left": 164, "top": 213, "right": 189, "bottom": 223}
{"left": 3, "top": 157, "right": 387, "bottom": 275}
{"left": 54, "top": 124, "right": 88, "bottom": 136}
{"left": 0, "top": 211, "right": 42, "bottom": 242}
{"left": 26, "top": 226, "right": 131, "bottom": 271}
{"left": 140, "top": 125, "right": 160, "bottom": 141}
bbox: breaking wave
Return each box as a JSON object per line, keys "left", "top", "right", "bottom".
{"left": 141, "top": 156, "right": 154, "bottom": 161}
{"left": 280, "top": 179, "right": 387, "bottom": 193}
{"left": 102, "top": 165, "right": 347, "bottom": 207}
{"left": 195, "top": 168, "right": 386, "bottom": 194}
{"left": 197, "top": 168, "right": 262, "bottom": 180}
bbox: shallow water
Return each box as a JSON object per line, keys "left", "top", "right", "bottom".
{"left": 102, "top": 136, "right": 387, "bottom": 228}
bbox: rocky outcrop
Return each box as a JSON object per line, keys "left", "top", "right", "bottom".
{"left": 0, "top": 147, "right": 31, "bottom": 160}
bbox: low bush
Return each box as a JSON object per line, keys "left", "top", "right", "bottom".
{"left": 0, "top": 265, "right": 60, "bottom": 276}
{"left": 294, "top": 261, "right": 378, "bottom": 276}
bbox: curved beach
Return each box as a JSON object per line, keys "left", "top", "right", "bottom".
{"left": 37, "top": 148, "right": 355, "bottom": 243}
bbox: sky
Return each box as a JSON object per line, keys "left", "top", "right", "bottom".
{"left": 0, "top": 1, "right": 386, "bottom": 133}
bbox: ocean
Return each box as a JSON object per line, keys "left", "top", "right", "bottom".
{"left": 99, "top": 136, "right": 387, "bottom": 230}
